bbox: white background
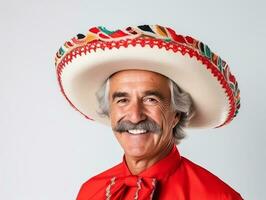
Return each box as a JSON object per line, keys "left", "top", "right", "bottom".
{"left": 0, "top": 0, "right": 265, "bottom": 199}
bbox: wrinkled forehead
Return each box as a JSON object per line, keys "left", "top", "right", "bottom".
{"left": 109, "top": 69, "right": 170, "bottom": 85}
{"left": 108, "top": 69, "right": 172, "bottom": 99}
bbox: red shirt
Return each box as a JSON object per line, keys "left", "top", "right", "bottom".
{"left": 76, "top": 146, "right": 243, "bottom": 200}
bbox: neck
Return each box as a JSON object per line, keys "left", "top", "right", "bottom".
{"left": 125, "top": 142, "right": 175, "bottom": 175}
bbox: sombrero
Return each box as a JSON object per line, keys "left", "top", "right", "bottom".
{"left": 55, "top": 24, "right": 240, "bottom": 129}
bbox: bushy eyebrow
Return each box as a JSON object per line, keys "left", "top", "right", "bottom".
{"left": 111, "top": 90, "right": 165, "bottom": 101}
{"left": 143, "top": 90, "right": 165, "bottom": 101}
{"left": 112, "top": 92, "right": 129, "bottom": 101}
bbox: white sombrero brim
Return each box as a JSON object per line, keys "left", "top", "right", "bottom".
{"left": 58, "top": 44, "right": 230, "bottom": 129}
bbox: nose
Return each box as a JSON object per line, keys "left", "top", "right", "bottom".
{"left": 126, "top": 100, "right": 147, "bottom": 124}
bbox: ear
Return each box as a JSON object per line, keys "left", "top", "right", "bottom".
{"left": 172, "top": 112, "right": 181, "bottom": 128}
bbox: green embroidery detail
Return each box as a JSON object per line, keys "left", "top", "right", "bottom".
{"left": 59, "top": 47, "right": 65, "bottom": 55}
{"left": 164, "top": 38, "right": 172, "bottom": 42}
{"left": 218, "top": 57, "right": 222, "bottom": 72}
{"left": 99, "top": 26, "right": 115, "bottom": 35}
{"left": 229, "top": 83, "right": 235, "bottom": 90}
{"left": 204, "top": 45, "right": 212, "bottom": 59}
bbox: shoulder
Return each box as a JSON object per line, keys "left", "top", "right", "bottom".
{"left": 179, "top": 157, "right": 243, "bottom": 200}
{"left": 76, "top": 162, "right": 124, "bottom": 200}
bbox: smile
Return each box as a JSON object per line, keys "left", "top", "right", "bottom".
{"left": 127, "top": 129, "right": 148, "bottom": 135}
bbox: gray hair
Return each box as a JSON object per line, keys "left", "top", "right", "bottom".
{"left": 96, "top": 77, "right": 194, "bottom": 144}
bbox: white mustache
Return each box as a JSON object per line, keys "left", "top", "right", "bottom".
{"left": 113, "top": 119, "right": 162, "bottom": 134}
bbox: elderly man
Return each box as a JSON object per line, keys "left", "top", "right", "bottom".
{"left": 55, "top": 25, "right": 243, "bottom": 199}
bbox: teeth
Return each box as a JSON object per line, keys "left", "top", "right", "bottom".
{"left": 128, "top": 129, "right": 147, "bottom": 135}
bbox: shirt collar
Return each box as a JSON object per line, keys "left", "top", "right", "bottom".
{"left": 122, "top": 145, "right": 181, "bottom": 181}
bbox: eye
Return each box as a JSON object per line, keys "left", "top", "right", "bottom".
{"left": 116, "top": 98, "right": 129, "bottom": 105}
{"left": 143, "top": 97, "right": 159, "bottom": 105}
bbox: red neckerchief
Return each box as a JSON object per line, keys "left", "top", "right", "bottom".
{"left": 104, "top": 145, "right": 181, "bottom": 199}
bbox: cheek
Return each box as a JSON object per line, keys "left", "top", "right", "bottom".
{"left": 155, "top": 104, "right": 172, "bottom": 122}
{"left": 110, "top": 106, "right": 124, "bottom": 126}
{"left": 154, "top": 104, "right": 175, "bottom": 131}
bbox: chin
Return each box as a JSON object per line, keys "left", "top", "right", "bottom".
{"left": 124, "top": 146, "right": 150, "bottom": 158}
{"left": 116, "top": 132, "right": 156, "bottom": 158}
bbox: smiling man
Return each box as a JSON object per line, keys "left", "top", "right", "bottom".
{"left": 55, "top": 25, "right": 243, "bottom": 199}
{"left": 108, "top": 70, "right": 182, "bottom": 175}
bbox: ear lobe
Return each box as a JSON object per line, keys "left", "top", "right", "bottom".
{"left": 173, "top": 112, "right": 181, "bottom": 127}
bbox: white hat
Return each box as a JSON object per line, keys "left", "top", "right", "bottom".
{"left": 55, "top": 24, "right": 240, "bottom": 128}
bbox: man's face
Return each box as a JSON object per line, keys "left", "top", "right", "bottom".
{"left": 109, "top": 70, "right": 180, "bottom": 160}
